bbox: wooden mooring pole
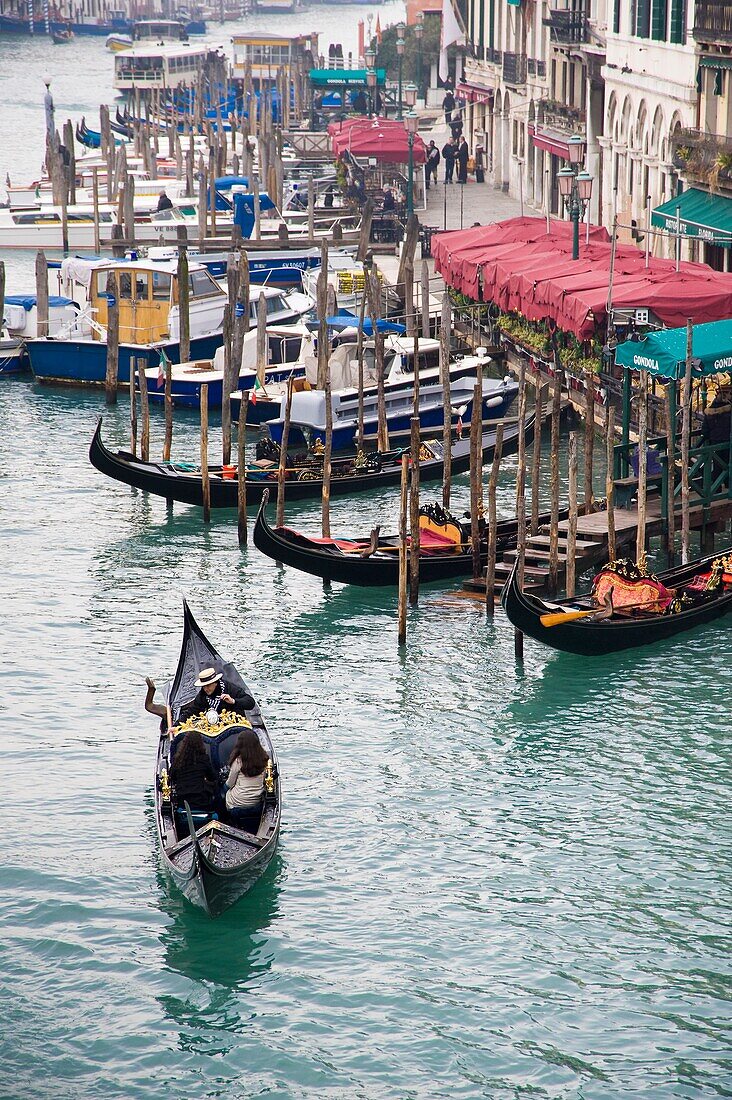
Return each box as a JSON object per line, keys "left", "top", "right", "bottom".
{"left": 547, "top": 373, "right": 561, "bottom": 595}
{"left": 681, "top": 320, "right": 693, "bottom": 564}
{"left": 201, "top": 383, "right": 210, "bottom": 523}
{"left": 566, "top": 432, "right": 578, "bottom": 598}
{"left": 530, "top": 384, "right": 543, "bottom": 535}
{"left": 665, "top": 384, "right": 676, "bottom": 566}
{"left": 606, "top": 405, "right": 616, "bottom": 563}
{"left": 440, "top": 294, "right": 452, "bottom": 508}
{"left": 485, "top": 423, "right": 504, "bottom": 617}
{"left": 636, "top": 373, "right": 648, "bottom": 564}
{"left": 409, "top": 415, "right": 421, "bottom": 606}
{"left": 398, "top": 454, "right": 409, "bottom": 647}
{"left": 138, "top": 357, "right": 150, "bottom": 463}
{"left": 238, "top": 408, "right": 248, "bottom": 547}
{"left": 584, "top": 370, "right": 595, "bottom": 512}
{"left": 105, "top": 272, "right": 119, "bottom": 406}
{"left": 276, "top": 378, "right": 294, "bottom": 528}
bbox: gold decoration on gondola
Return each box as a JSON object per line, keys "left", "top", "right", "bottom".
{"left": 354, "top": 449, "right": 368, "bottom": 470}
{"left": 172, "top": 710, "right": 252, "bottom": 738}
{"left": 160, "top": 768, "right": 172, "bottom": 804}
{"left": 264, "top": 759, "right": 275, "bottom": 795}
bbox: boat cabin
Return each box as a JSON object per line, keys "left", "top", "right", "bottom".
{"left": 132, "top": 20, "right": 189, "bottom": 42}
{"left": 114, "top": 43, "right": 217, "bottom": 93}
{"left": 88, "top": 259, "right": 226, "bottom": 344}
{"left": 232, "top": 33, "right": 317, "bottom": 90}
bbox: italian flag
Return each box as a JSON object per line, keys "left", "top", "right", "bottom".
{"left": 249, "top": 376, "right": 266, "bottom": 405}
{"left": 157, "top": 349, "right": 170, "bottom": 389}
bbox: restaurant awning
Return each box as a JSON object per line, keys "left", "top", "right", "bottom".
{"left": 431, "top": 216, "right": 732, "bottom": 339}
{"left": 651, "top": 187, "right": 732, "bottom": 245}
{"left": 310, "top": 68, "right": 386, "bottom": 87}
{"left": 615, "top": 317, "right": 732, "bottom": 378}
{"left": 528, "top": 124, "right": 572, "bottom": 161}
{"left": 456, "top": 81, "right": 493, "bottom": 103}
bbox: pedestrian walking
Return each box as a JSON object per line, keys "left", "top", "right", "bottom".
{"left": 442, "top": 88, "right": 455, "bottom": 125}
{"left": 442, "top": 138, "right": 456, "bottom": 184}
{"left": 425, "top": 140, "right": 440, "bottom": 190}
{"left": 456, "top": 137, "right": 470, "bottom": 184}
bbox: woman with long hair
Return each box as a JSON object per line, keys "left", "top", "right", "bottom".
{"left": 225, "top": 728, "right": 270, "bottom": 833}
{"left": 169, "top": 728, "right": 217, "bottom": 811}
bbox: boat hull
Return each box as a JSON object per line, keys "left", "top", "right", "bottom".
{"left": 27, "top": 333, "right": 222, "bottom": 387}
{"left": 267, "top": 387, "right": 518, "bottom": 453}
{"left": 89, "top": 415, "right": 525, "bottom": 508}
{"left": 501, "top": 555, "right": 732, "bottom": 656}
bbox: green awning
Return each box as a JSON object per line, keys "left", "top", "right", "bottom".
{"left": 651, "top": 186, "right": 732, "bottom": 245}
{"left": 309, "top": 68, "right": 386, "bottom": 87}
{"left": 615, "top": 317, "right": 732, "bottom": 379}
{"left": 700, "top": 55, "right": 732, "bottom": 69}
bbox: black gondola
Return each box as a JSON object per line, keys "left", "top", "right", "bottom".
{"left": 90, "top": 413, "right": 535, "bottom": 509}
{"left": 253, "top": 489, "right": 555, "bottom": 587}
{"left": 501, "top": 550, "right": 732, "bottom": 656}
{"left": 155, "top": 602, "right": 281, "bottom": 916}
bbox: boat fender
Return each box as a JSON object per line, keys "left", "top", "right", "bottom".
{"left": 221, "top": 464, "right": 237, "bottom": 480}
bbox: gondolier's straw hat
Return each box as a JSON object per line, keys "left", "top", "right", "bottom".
{"left": 195, "top": 667, "right": 222, "bottom": 688}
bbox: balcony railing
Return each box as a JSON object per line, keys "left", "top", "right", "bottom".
{"left": 502, "top": 52, "right": 527, "bottom": 85}
{"left": 671, "top": 127, "right": 732, "bottom": 181}
{"left": 544, "top": 8, "right": 589, "bottom": 44}
{"left": 694, "top": 1, "right": 732, "bottom": 41}
{"left": 486, "top": 47, "right": 503, "bottom": 65}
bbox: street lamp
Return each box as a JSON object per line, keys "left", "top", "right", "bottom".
{"left": 557, "top": 137, "right": 593, "bottom": 259}
{"left": 405, "top": 110, "right": 418, "bottom": 217}
{"left": 415, "top": 13, "right": 424, "bottom": 103}
{"left": 396, "top": 20, "right": 406, "bottom": 121}
{"left": 404, "top": 81, "right": 417, "bottom": 110}
{"left": 366, "top": 61, "right": 377, "bottom": 118}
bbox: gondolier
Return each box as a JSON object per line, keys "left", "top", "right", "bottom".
{"left": 178, "top": 667, "right": 254, "bottom": 723}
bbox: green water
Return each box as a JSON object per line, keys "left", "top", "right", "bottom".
{"left": 1, "top": 377, "right": 730, "bottom": 1099}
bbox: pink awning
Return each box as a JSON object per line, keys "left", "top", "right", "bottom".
{"left": 528, "top": 124, "right": 572, "bottom": 161}
{"left": 456, "top": 81, "right": 493, "bottom": 104}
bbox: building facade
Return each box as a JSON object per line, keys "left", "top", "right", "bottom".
{"left": 461, "top": 0, "right": 732, "bottom": 269}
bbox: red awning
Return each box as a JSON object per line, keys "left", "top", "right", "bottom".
{"left": 456, "top": 81, "right": 493, "bottom": 104}
{"left": 431, "top": 215, "right": 732, "bottom": 338}
{"left": 332, "top": 121, "right": 426, "bottom": 164}
{"left": 528, "top": 124, "right": 572, "bottom": 161}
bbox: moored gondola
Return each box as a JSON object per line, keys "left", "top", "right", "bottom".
{"left": 89, "top": 413, "right": 534, "bottom": 509}
{"left": 154, "top": 602, "right": 281, "bottom": 916}
{"left": 253, "top": 488, "right": 555, "bottom": 587}
{"left": 501, "top": 550, "right": 732, "bottom": 656}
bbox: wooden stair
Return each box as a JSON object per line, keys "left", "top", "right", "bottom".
{"left": 463, "top": 518, "right": 608, "bottom": 597}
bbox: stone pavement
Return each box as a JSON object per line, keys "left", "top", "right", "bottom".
{"left": 417, "top": 117, "right": 537, "bottom": 233}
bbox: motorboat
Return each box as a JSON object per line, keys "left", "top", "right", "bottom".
{"left": 26, "top": 256, "right": 226, "bottom": 386}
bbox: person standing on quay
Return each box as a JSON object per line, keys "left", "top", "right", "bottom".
{"left": 442, "top": 87, "right": 455, "bottom": 125}
{"left": 456, "top": 137, "right": 470, "bottom": 184}
{"left": 442, "top": 138, "right": 456, "bottom": 184}
{"left": 425, "top": 141, "right": 440, "bottom": 190}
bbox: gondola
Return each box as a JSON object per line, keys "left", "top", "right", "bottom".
{"left": 501, "top": 550, "right": 732, "bottom": 656}
{"left": 155, "top": 601, "right": 281, "bottom": 916}
{"left": 52, "top": 28, "right": 74, "bottom": 42}
{"left": 253, "top": 489, "right": 556, "bottom": 587}
{"left": 89, "top": 412, "right": 535, "bottom": 509}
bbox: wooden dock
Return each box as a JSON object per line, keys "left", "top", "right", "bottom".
{"left": 464, "top": 492, "right": 732, "bottom": 596}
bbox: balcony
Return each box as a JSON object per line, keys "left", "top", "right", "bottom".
{"left": 502, "top": 52, "right": 527, "bottom": 85}
{"left": 671, "top": 128, "right": 732, "bottom": 185}
{"left": 694, "top": 1, "right": 732, "bottom": 42}
{"left": 544, "top": 8, "right": 589, "bottom": 45}
{"left": 528, "top": 58, "right": 547, "bottom": 78}
{"left": 538, "top": 97, "right": 585, "bottom": 128}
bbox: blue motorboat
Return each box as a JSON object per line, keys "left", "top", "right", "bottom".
{"left": 266, "top": 374, "right": 519, "bottom": 453}
{"left": 25, "top": 257, "right": 226, "bottom": 387}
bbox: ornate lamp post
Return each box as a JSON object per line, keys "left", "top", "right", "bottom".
{"left": 405, "top": 111, "right": 418, "bottom": 217}
{"left": 557, "top": 135, "right": 594, "bottom": 260}
{"left": 396, "top": 20, "right": 406, "bottom": 121}
{"left": 415, "top": 13, "right": 424, "bottom": 103}
{"left": 365, "top": 45, "right": 376, "bottom": 118}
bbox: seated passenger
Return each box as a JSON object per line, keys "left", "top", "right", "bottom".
{"left": 169, "top": 728, "right": 217, "bottom": 811}
{"left": 156, "top": 189, "right": 173, "bottom": 212}
{"left": 224, "top": 728, "right": 270, "bottom": 833}
{"left": 178, "top": 666, "right": 255, "bottom": 723}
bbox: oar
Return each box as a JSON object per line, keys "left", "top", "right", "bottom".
{"left": 540, "top": 585, "right": 674, "bottom": 628}
{"left": 540, "top": 607, "right": 609, "bottom": 628}
{"left": 540, "top": 588, "right": 614, "bottom": 628}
